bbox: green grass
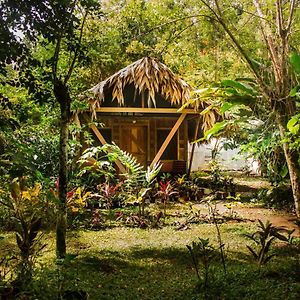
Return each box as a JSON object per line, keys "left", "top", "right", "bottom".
{"left": 1, "top": 205, "right": 300, "bottom": 300}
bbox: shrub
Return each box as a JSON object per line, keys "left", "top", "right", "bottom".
{"left": 257, "top": 184, "right": 294, "bottom": 211}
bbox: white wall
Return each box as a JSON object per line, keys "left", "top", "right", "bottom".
{"left": 188, "top": 138, "right": 252, "bottom": 172}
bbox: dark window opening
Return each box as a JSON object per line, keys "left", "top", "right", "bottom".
{"left": 157, "top": 129, "right": 178, "bottom": 160}
{"left": 90, "top": 128, "right": 112, "bottom": 146}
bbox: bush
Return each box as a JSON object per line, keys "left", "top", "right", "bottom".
{"left": 257, "top": 184, "right": 294, "bottom": 211}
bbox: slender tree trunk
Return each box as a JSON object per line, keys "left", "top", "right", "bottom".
{"left": 54, "top": 80, "right": 71, "bottom": 259}
{"left": 277, "top": 116, "right": 300, "bottom": 218}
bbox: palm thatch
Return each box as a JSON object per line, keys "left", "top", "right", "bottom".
{"left": 85, "top": 57, "right": 191, "bottom": 112}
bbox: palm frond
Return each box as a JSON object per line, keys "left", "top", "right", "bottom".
{"left": 83, "top": 57, "right": 191, "bottom": 112}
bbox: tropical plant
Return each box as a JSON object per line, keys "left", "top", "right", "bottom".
{"left": 90, "top": 209, "right": 104, "bottom": 229}
{"left": 245, "top": 220, "right": 293, "bottom": 266}
{"left": 186, "top": 237, "right": 217, "bottom": 288}
{"left": 206, "top": 202, "right": 227, "bottom": 274}
{"left": 77, "top": 145, "right": 117, "bottom": 186}
{"left": 0, "top": 178, "right": 46, "bottom": 292}
{"left": 174, "top": 174, "right": 203, "bottom": 202}
{"left": 156, "top": 180, "right": 178, "bottom": 216}
{"left": 95, "top": 181, "right": 124, "bottom": 209}
{"left": 1, "top": 0, "right": 102, "bottom": 259}
{"left": 78, "top": 143, "right": 162, "bottom": 216}
{"left": 0, "top": 255, "right": 16, "bottom": 297}
{"left": 135, "top": 163, "right": 162, "bottom": 216}
{"left": 256, "top": 185, "right": 294, "bottom": 211}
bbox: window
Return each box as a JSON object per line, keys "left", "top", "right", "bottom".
{"left": 90, "top": 128, "right": 112, "bottom": 146}
{"left": 99, "top": 128, "right": 112, "bottom": 144}
{"left": 156, "top": 129, "right": 178, "bottom": 160}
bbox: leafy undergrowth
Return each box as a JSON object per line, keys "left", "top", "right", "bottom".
{"left": 1, "top": 214, "right": 300, "bottom": 300}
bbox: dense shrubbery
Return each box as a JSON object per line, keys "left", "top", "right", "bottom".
{"left": 0, "top": 160, "right": 299, "bottom": 298}
{"left": 0, "top": 144, "right": 298, "bottom": 298}
{"left": 257, "top": 184, "right": 294, "bottom": 211}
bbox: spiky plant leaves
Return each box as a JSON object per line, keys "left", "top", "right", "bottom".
{"left": 16, "top": 233, "right": 25, "bottom": 254}
{"left": 270, "top": 229, "right": 289, "bottom": 242}
{"left": 246, "top": 245, "right": 258, "bottom": 259}
{"left": 263, "top": 254, "right": 276, "bottom": 265}
{"left": 245, "top": 219, "right": 295, "bottom": 266}
{"left": 145, "top": 162, "right": 161, "bottom": 185}
{"left": 263, "top": 236, "right": 276, "bottom": 255}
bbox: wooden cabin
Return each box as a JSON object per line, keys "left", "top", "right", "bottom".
{"left": 81, "top": 57, "right": 198, "bottom": 174}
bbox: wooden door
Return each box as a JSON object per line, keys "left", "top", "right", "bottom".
{"left": 120, "top": 126, "right": 148, "bottom": 167}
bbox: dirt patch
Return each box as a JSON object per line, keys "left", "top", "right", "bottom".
{"left": 231, "top": 206, "right": 299, "bottom": 236}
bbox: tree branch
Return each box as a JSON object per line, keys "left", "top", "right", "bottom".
{"left": 64, "top": 9, "right": 88, "bottom": 84}
{"left": 253, "top": 0, "right": 282, "bottom": 85}
{"left": 135, "top": 13, "right": 217, "bottom": 39}
{"left": 287, "top": 0, "right": 296, "bottom": 34}
{"left": 276, "top": 0, "right": 284, "bottom": 36}
{"left": 52, "top": 36, "right": 62, "bottom": 82}
{"left": 158, "top": 20, "right": 201, "bottom": 55}
{"left": 52, "top": 0, "right": 79, "bottom": 82}
{"left": 200, "top": 0, "right": 269, "bottom": 97}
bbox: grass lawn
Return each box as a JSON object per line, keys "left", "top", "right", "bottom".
{"left": 1, "top": 201, "right": 299, "bottom": 300}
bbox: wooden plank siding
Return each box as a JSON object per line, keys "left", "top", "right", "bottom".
{"left": 84, "top": 114, "right": 193, "bottom": 173}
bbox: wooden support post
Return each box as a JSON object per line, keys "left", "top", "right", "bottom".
{"left": 84, "top": 114, "right": 127, "bottom": 174}
{"left": 187, "top": 116, "right": 201, "bottom": 178}
{"left": 150, "top": 113, "right": 187, "bottom": 168}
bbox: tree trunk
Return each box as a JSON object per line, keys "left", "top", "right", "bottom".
{"left": 54, "top": 80, "right": 71, "bottom": 259}
{"left": 277, "top": 116, "right": 300, "bottom": 218}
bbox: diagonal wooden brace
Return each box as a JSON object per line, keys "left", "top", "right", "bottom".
{"left": 150, "top": 113, "right": 187, "bottom": 168}
{"left": 83, "top": 113, "right": 127, "bottom": 174}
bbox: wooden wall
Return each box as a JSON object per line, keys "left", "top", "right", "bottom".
{"left": 95, "top": 115, "right": 188, "bottom": 172}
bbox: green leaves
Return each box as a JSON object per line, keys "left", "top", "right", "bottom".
{"left": 245, "top": 219, "right": 294, "bottom": 266}
{"left": 221, "top": 79, "right": 258, "bottom": 96}
{"left": 189, "top": 79, "right": 258, "bottom": 142}
{"left": 287, "top": 115, "right": 300, "bottom": 134}
{"left": 290, "top": 52, "right": 300, "bottom": 75}
{"left": 201, "top": 120, "right": 228, "bottom": 141}
{"left": 289, "top": 85, "right": 300, "bottom": 97}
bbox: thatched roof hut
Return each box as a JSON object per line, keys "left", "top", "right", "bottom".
{"left": 79, "top": 57, "right": 222, "bottom": 174}
{"left": 85, "top": 56, "right": 192, "bottom": 114}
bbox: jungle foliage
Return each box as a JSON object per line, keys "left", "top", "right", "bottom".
{"left": 0, "top": 0, "right": 300, "bottom": 298}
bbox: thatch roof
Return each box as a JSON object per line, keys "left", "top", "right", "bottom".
{"left": 85, "top": 57, "right": 191, "bottom": 111}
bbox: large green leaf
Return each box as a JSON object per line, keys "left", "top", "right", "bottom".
{"left": 279, "top": 164, "right": 289, "bottom": 179}
{"left": 221, "top": 97, "right": 254, "bottom": 113}
{"left": 221, "top": 102, "right": 235, "bottom": 113}
{"left": 221, "top": 80, "right": 258, "bottom": 96}
{"left": 201, "top": 120, "right": 228, "bottom": 141}
{"left": 289, "top": 85, "right": 300, "bottom": 97}
{"left": 287, "top": 115, "right": 300, "bottom": 134}
{"left": 290, "top": 52, "right": 300, "bottom": 75}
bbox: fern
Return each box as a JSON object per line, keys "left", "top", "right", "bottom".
{"left": 145, "top": 162, "right": 162, "bottom": 186}
{"left": 104, "top": 143, "right": 145, "bottom": 188}
{"left": 81, "top": 143, "right": 149, "bottom": 188}
{"left": 78, "top": 143, "right": 162, "bottom": 216}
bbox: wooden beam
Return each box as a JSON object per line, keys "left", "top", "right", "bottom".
{"left": 83, "top": 114, "right": 127, "bottom": 174}
{"left": 187, "top": 116, "right": 201, "bottom": 178}
{"left": 89, "top": 124, "right": 127, "bottom": 174}
{"left": 150, "top": 113, "right": 187, "bottom": 168}
{"left": 94, "top": 107, "right": 196, "bottom": 114}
